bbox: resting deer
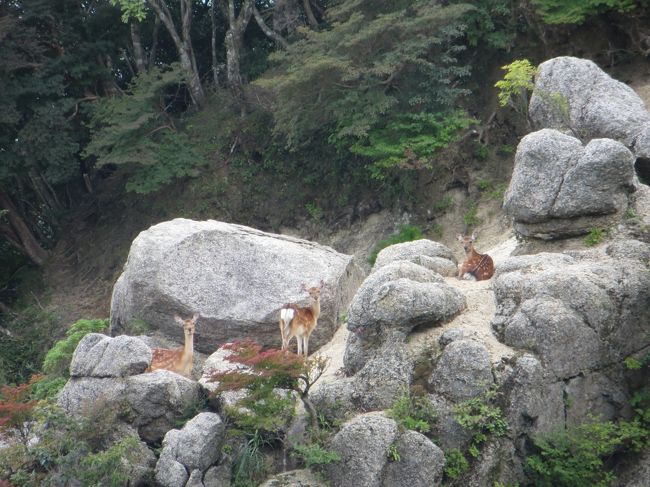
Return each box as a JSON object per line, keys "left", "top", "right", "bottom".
{"left": 147, "top": 313, "right": 198, "bottom": 378}
{"left": 279, "top": 280, "right": 324, "bottom": 357}
{"left": 457, "top": 233, "right": 495, "bottom": 281}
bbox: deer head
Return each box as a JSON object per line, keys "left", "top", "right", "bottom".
{"left": 457, "top": 232, "right": 477, "bottom": 254}
{"left": 174, "top": 313, "right": 199, "bottom": 337}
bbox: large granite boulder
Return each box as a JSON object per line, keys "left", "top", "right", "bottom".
{"left": 59, "top": 369, "right": 202, "bottom": 444}
{"left": 492, "top": 251, "right": 650, "bottom": 380}
{"left": 374, "top": 239, "right": 458, "bottom": 277}
{"left": 529, "top": 56, "right": 650, "bottom": 150}
{"left": 381, "top": 430, "right": 445, "bottom": 487}
{"left": 259, "top": 470, "right": 328, "bottom": 487}
{"left": 428, "top": 339, "right": 494, "bottom": 403}
{"left": 111, "top": 219, "right": 364, "bottom": 353}
{"left": 69, "top": 333, "right": 151, "bottom": 378}
{"left": 503, "top": 129, "right": 635, "bottom": 238}
{"left": 347, "top": 260, "right": 465, "bottom": 336}
{"left": 154, "top": 412, "right": 226, "bottom": 487}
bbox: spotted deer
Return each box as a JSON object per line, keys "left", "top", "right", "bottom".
{"left": 279, "top": 280, "right": 324, "bottom": 357}
{"left": 457, "top": 233, "right": 495, "bottom": 281}
{"left": 147, "top": 313, "right": 199, "bottom": 378}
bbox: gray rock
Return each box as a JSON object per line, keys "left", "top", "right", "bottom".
{"left": 504, "top": 130, "right": 635, "bottom": 239}
{"left": 110, "top": 219, "right": 364, "bottom": 353}
{"left": 327, "top": 412, "right": 398, "bottom": 487}
{"left": 530, "top": 56, "right": 650, "bottom": 148}
{"left": 351, "top": 334, "right": 413, "bottom": 410}
{"left": 382, "top": 430, "right": 445, "bottom": 487}
{"left": 186, "top": 470, "right": 204, "bottom": 487}
{"left": 428, "top": 339, "right": 494, "bottom": 402}
{"left": 58, "top": 377, "right": 127, "bottom": 417}
{"left": 347, "top": 261, "right": 465, "bottom": 336}
{"left": 633, "top": 121, "right": 650, "bottom": 158}
{"left": 125, "top": 370, "right": 202, "bottom": 443}
{"left": 463, "top": 438, "right": 522, "bottom": 487}
{"left": 155, "top": 442, "right": 189, "bottom": 487}
{"left": 504, "top": 129, "right": 583, "bottom": 224}
{"left": 342, "top": 329, "right": 370, "bottom": 376}
{"left": 374, "top": 239, "right": 457, "bottom": 273}
{"left": 199, "top": 344, "right": 251, "bottom": 393}
{"left": 203, "top": 464, "right": 231, "bottom": 487}
{"left": 259, "top": 469, "right": 327, "bottom": 487}
{"left": 311, "top": 378, "right": 356, "bottom": 424}
{"left": 606, "top": 239, "right": 650, "bottom": 263}
{"left": 492, "top": 251, "right": 650, "bottom": 380}
{"left": 69, "top": 333, "right": 151, "bottom": 378}
{"left": 564, "top": 371, "right": 631, "bottom": 426}
{"left": 425, "top": 394, "right": 472, "bottom": 451}
{"left": 614, "top": 449, "right": 650, "bottom": 487}
{"left": 167, "top": 412, "right": 225, "bottom": 471}
{"left": 438, "top": 328, "right": 466, "bottom": 347}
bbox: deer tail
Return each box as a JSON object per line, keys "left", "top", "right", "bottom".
{"left": 280, "top": 307, "right": 295, "bottom": 330}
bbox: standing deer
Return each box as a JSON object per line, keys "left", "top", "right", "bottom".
{"left": 147, "top": 313, "right": 199, "bottom": 378}
{"left": 457, "top": 233, "right": 495, "bottom": 281}
{"left": 279, "top": 280, "right": 324, "bottom": 357}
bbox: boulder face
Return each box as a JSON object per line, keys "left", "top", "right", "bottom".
{"left": 529, "top": 56, "right": 650, "bottom": 149}
{"left": 503, "top": 129, "right": 635, "bottom": 238}
{"left": 110, "top": 219, "right": 364, "bottom": 353}
{"left": 69, "top": 333, "right": 151, "bottom": 378}
{"left": 374, "top": 239, "right": 458, "bottom": 277}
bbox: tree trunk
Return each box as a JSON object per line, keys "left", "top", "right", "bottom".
{"left": 225, "top": 0, "right": 253, "bottom": 105}
{"left": 252, "top": 6, "right": 288, "bottom": 48}
{"left": 150, "top": 17, "right": 161, "bottom": 66}
{"left": 0, "top": 189, "right": 49, "bottom": 266}
{"left": 211, "top": 0, "right": 219, "bottom": 87}
{"left": 130, "top": 21, "right": 147, "bottom": 74}
{"left": 303, "top": 0, "right": 318, "bottom": 28}
{"left": 148, "top": 0, "right": 206, "bottom": 108}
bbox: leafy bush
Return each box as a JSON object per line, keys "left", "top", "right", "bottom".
{"left": 584, "top": 228, "right": 605, "bottom": 247}
{"left": 368, "top": 225, "right": 424, "bottom": 265}
{"left": 453, "top": 388, "right": 508, "bottom": 457}
{"left": 532, "top": 0, "right": 644, "bottom": 25}
{"left": 433, "top": 195, "right": 454, "bottom": 212}
{"left": 292, "top": 442, "right": 341, "bottom": 469}
{"left": 444, "top": 448, "right": 470, "bottom": 480}
{"left": 387, "top": 390, "right": 438, "bottom": 434}
{"left": 350, "top": 111, "right": 476, "bottom": 180}
{"left": 495, "top": 59, "right": 537, "bottom": 124}
{"left": 463, "top": 203, "right": 481, "bottom": 227}
{"left": 387, "top": 443, "right": 401, "bottom": 462}
{"left": 525, "top": 417, "right": 648, "bottom": 486}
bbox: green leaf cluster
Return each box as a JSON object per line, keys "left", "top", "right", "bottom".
{"left": 291, "top": 442, "right": 341, "bottom": 469}
{"left": 83, "top": 65, "right": 205, "bottom": 193}
{"left": 495, "top": 59, "right": 537, "bottom": 111}
{"left": 525, "top": 417, "right": 649, "bottom": 486}
{"left": 350, "top": 111, "right": 476, "bottom": 180}
{"left": 387, "top": 390, "right": 438, "bottom": 434}
{"left": 453, "top": 388, "right": 508, "bottom": 458}
{"left": 532, "top": 0, "right": 647, "bottom": 25}
{"left": 257, "top": 0, "right": 472, "bottom": 151}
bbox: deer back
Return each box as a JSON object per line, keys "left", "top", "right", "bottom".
{"left": 148, "top": 347, "right": 185, "bottom": 373}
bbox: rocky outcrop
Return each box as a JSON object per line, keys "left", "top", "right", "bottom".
{"left": 259, "top": 470, "right": 328, "bottom": 487}
{"left": 503, "top": 129, "right": 635, "bottom": 238}
{"left": 374, "top": 239, "right": 458, "bottom": 277}
{"left": 529, "top": 56, "right": 650, "bottom": 151}
{"left": 154, "top": 412, "right": 226, "bottom": 487}
{"left": 347, "top": 259, "right": 465, "bottom": 337}
{"left": 110, "top": 219, "right": 364, "bottom": 353}
{"left": 69, "top": 333, "right": 151, "bottom": 378}
{"left": 326, "top": 412, "right": 445, "bottom": 487}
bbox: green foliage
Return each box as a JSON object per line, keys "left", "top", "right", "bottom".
{"left": 350, "top": 111, "right": 476, "bottom": 180}
{"left": 463, "top": 202, "right": 481, "bottom": 227}
{"left": 83, "top": 65, "right": 205, "bottom": 193}
{"left": 525, "top": 417, "right": 649, "bottom": 486}
{"left": 387, "top": 390, "right": 438, "bottom": 434}
{"left": 433, "top": 195, "right": 454, "bottom": 212}
{"left": 368, "top": 225, "right": 423, "bottom": 265}
{"left": 0, "top": 401, "right": 148, "bottom": 486}
{"left": 498, "top": 144, "right": 515, "bottom": 156}
{"left": 451, "top": 0, "right": 518, "bottom": 50}
{"left": 42, "top": 319, "right": 109, "bottom": 377}
{"left": 495, "top": 59, "right": 537, "bottom": 123}
{"left": 231, "top": 431, "right": 270, "bottom": 487}
{"left": 387, "top": 443, "right": 401, "bottom": 462}
{"left": 0, "top": 307, "right": 60, "bottom": 385}
{"left": 532, "top": 0, "right": 646, "bottom": 25}
{"left": 584, "top": 228, "right": 605, "bottom": 247}
{"left": 305, "top": 203, "right": 324, "bottom": 221}
{"left": 257, "top": 0, "right": 472, "bottom": 152}
{"left": 292, "top": 442, "right": 341, "bottom": 469}
{"left": 624, "top": 356, "right": 644, "bottom": 370}
{"left": 453, "top": 388, "right": 508, "bottom": 457}
{"left": 473, "top": 142, "right": 489, "bottom": 161}
{"left": 476, "top": 179, "right": 492, "bottom": 191}
{"left": 444, "top": 448, "right": 470, "bottom": 480}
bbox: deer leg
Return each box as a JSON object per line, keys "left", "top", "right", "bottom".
{"left": 297, "top": 335, "right": 303, "bottom": 356}
{"left": 304, "top": 335, "right": 309, "bottom": 358}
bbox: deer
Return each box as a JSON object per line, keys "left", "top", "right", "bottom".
{"left": 147, "top": 313, "right": 199, "bottom": 378}
{"left": 279, "top": 280, "right": 324, "bottom": 358}
{"left": 457, "top": 232, "right": 495, "bottom": 281}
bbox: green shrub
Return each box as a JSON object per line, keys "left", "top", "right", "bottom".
{"left": 387, "top": 443, "right": 401, "bottom": 462}
{"left": 387, "top": 390, "right": 438, "bottom": 434}
{"left": 463, "top": 203, "right": 481, "bottom": 227}
{"left": 476, "top": 179, "right": 493, "bottom": 191}
{"left": 453, "top": 388, "right": 508, "bottom": 457}
{"left": 433, "top": 195, "right": 454, "bottom": 212}
{"left": 305, "top": 203, "right": 323, "bottom": 221}
{"left": 473, "top": 142, "right": 489, "bottom": 160}
{"left": 532, "top": 0, "right": 643, "bottom": 25}
{"left": 495, "top": 59, "right": 537, "bottom": 123}
{"left": 444, "top": 448, "right": 470, "bottom": 480}
{"left": 292, "top": 442, "right": 341, "bottom": 469}
{"left": 231, "top": 431, "right": 270, "bottom": 487}
{"left": 584, "top": 228, "right": 605, "bottom": 247}
{"left": 42, "top": 318, "right": 109, "bottom": 377}
{"left": 368, "top": 225, "right": 424, "bottom": 265}
{"left": 525, "top": 417, "right": 649, "bottom": 487}
{"left": 497, "top": 144, "right": 515, "bottom": 155}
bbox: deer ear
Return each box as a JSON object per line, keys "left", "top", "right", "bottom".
{"left": 191, "top": 313, "right": 199, "bottom": 322}
{"left": 456, "top": 234, "right": 464, "bottom": 242}
{"left": 319, "top": 279, "right": 325, "bottom": 288}
{"left": 300, "top": 283, "right": 307, "bottom": 291}
{"left": 471, "top": 231, "right": 477, "bottom": 241}
{"left": 174, "top": 315, "right": 184, "bottom": 325}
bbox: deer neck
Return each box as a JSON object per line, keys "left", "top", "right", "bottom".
{"left": 465, "top": 246, "right": 481, "bottom": 260}
{"left": 311, "top": 298, "right": 321, "bottom": 320}
{"left": 181, "top": 330, "right": 194, "bottom": 364}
